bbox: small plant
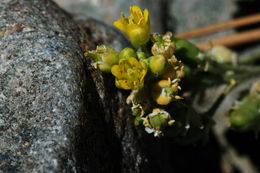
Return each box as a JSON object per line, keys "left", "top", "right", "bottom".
{"left": 85, "top": 5, "right": 260, "bottom": 142}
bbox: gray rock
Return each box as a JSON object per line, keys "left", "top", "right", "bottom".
{"left": 0, "top": 0, "right": 91, "bottom": 172}
{"left": 76, "top": 18, "right": 150, "bottom": 173}
{"left": 79, "top": 18, "right": 130, "bottom": 51}
{"left": 0, "top": 0, "right": 150, "bottom": 172}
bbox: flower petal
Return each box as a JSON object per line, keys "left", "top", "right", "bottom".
{"left": 116, "top": 80, "right": 131, "bottom": 90}
{"left": 113, "top": 20, "right": 126, "bottom": 32}
{"left": 111, "top": 65, "right": 123, "bottom": 79}
{"left": 143, "top": 9, "right": 149, "bottom": 23}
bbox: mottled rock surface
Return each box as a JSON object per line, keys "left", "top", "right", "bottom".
{"left": 0, "top": 0, "right": 149, "bottom": 172}
{"left": 0, "top": 0, "right": 90, "bottom": 172}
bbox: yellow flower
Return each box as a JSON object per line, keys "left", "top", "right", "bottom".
{"left": 152, "top": 78, "right": 182, "bottom": 105}
{"left": 111, "top": 57, "right": 147, "bottom": 90}
{"left": 113, "top": 5, "right": 150, "bottom": 47}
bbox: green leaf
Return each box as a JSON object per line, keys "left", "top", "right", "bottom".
{"left": 172, "top": 37, "right": 201, "bottom": 67}
{"left": 230, "top": 94, "right": 260, "bottom": 132}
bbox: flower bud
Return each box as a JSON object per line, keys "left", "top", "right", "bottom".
{"left": 85, "top": 45, "right": 119, "bottom": 72}
{"left": 119, "top": 47, "right": 137, "bottom": 59}
{"left": 131, "top": 104, "right": 144, "bottom": 116}
{"left": 148, "top": 55, "right": 166, "bottom": 76}
{"left": 209, "top": 45, "right": 237, "bottom": 64}
{"left": 136, "top": 51, "right": 147, "bottom": 61}
{"left": 97, "top": 63, "right": 112, "bottom": 72}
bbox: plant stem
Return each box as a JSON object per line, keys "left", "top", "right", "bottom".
{"left": 238, "top": 53, "right": 260, "bottom": 65}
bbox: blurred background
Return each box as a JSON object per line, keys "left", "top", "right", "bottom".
{"left": 54, "top": 0, "right": 260, "bottom": 54}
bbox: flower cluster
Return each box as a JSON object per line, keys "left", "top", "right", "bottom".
{"left": 85, "top": 5, "right": 260, "bottom": 141}
{"left": 86, "top": 5, "right": 186, "bottom": 137}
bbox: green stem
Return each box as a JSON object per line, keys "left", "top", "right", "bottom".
{"left": 238, "top": 53, "right": 260, "bottom": 65}
{"left": 224, "top": 66, "right": 260, "bottom": 82}
{"left": 202, "top": 59, "right": 260, "bottom": 84}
